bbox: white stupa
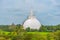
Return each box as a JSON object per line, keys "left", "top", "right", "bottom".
{"left": 23, "top": 10, "right": 41, "bottom": 29}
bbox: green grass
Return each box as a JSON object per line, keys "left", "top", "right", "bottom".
{"left": 0, "top": 30, "right": 50, "bottom": 38}
{"left": 0, "top": 30, "right": 50, "bottom": 36}
{"left": 27, "top": 32, "right": 49, "bottom": 35}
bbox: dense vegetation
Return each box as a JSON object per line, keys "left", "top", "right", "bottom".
{"left": 0, "top": 23, "right": 60, "bottom": 40}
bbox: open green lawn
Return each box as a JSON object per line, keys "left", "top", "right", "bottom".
{"left": 0, "top": 30, "right": 50, "bottom": 36}
{"left": 27, "top": 32, "right": 49, "bottom": 34}
{"left": 27, "top": 32, "right": 49, "bottom": 36}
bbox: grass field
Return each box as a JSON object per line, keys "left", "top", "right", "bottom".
{"left": 27, "top": 32, "right": 49, "bottom": 34}
{"left": 27, "top": 32, "right": 49, "bottom": 36}
{"left": 0, "top": 30, "right": 50, "bottom": 36}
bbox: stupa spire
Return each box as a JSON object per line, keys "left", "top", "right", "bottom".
{"left": 28, "top": 9, "right": 35, "bottom": 19}
{"left": 30, "top": 9, "right": 34, "bottom": 16}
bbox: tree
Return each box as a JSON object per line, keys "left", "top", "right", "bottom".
{"left": 26, "top": 27, "right": 31, "bottom": 32}
{"left": 16, "top": 25, "right": 26, "bottom": 40}
{"left": 9, "top": 23, "right": 17, "bottom": 32}
{"left": 39, "top": 25, "right": 47, "bottom": 32}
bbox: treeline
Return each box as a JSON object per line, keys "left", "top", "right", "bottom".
{"left": 0, "top": 24, "right": 21, "bottom": 32}
{"left": 0, "top": 24, "right": 60, "bottom": 32}
{"left": 39, "top": 24, "right": 60, "bottom": 32}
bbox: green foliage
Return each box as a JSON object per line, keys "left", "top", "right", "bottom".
{"left": 39, "top": 25, "right": 48, "bottom": 32}
{"left": 0, "top": 30, "right": 60, "bottom": 40}
{"left": 26, "top": 27, "right": 31, "bottom": 32}
{"left": 0, "top": 24, "right": 60, "bottom": 40}
{"left": 53, "top": 30, "right": 60, "bottom": 40}
{"left": 39, "top": 24, "right": 60, "bottom": 32}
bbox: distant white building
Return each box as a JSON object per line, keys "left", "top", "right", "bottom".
{"left": 23, "top": 10, "right": 41, "bottom": 29}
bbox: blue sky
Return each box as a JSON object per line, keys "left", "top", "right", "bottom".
{"left": 0, "top": 0, "right": 60, "bottom": 25}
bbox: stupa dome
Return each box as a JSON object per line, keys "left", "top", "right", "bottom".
{"left": 23, "top": 10, "right": 41, "bottom": 29}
